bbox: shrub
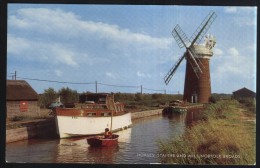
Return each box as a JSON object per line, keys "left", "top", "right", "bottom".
{"left": 208, "top": 96, "right": 217, "bottom": 103}
{"left": 10, "top": 115, "right": 32, "bottom": 121}
{"left": 238, "top": 98, "right": 256, "bottom": 113}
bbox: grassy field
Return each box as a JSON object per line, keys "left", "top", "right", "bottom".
{"left": 158, "top": 100, "right": 256, "bottom": 165}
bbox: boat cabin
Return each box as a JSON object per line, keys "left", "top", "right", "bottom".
{"left": 56, "top": 93, "right": 126, "bottom": 117}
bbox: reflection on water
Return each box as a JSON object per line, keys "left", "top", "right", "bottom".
{"left": 185, "top": 108, "right": 204, "bottom": 127}
{"left": 6, "top": 111, "right": 203, "bottom": 164}
{"left": 6, "top": 139, "right": 58, "bottom": 163}
{"left": 55, "top": 128, "right": 132, "bottom": 164}
{"left": 87, "top": 145, "right": 119, "bottom": 164}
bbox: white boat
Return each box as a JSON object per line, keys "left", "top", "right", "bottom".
{"left": 54, "top": 93, "right": 132, "bottom": 138}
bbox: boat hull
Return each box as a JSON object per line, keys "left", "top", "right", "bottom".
{"left": 87, "top": 134, "right": 119, "bottom": 147}
{"left": 171, "top": 106, "right": 187, "bottom": 114}
{"left": 163, "top": 106, "right": 187, "bottom": 115}
{"left": 55, "top": 112, "right": 132, "bottom": 138}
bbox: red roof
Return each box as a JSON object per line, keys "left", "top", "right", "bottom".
{"left": 6, "top": 80, "right": 38, "bottom": 101}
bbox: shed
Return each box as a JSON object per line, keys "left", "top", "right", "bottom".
{"left": 232, "top": 87, "right": 256, "bottom": 99}
{"left": 6, "top": 80, "right": 40, "bottom": 118}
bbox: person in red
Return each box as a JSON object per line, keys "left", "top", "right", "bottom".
{"left": 104, "top": 128, "right": 112, "bottom": 139}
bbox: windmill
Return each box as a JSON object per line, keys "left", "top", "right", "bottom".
{"left": 164, "top": 11, "right": 217, "bottom": 103}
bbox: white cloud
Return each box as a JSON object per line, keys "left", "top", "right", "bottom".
{"left": 224, "top": 7, "right": 256, "bottom": 27}
{"left": 240, "top": 7, "right": 256, "bottom": 13}
{"left": 224, "top": 7, "right": 255, "bottom": 14}
{"left": 136, "top": 71, "right": 151, "bottom": 78}
{"left": 8, "top": 7, "right": 173, "bottom": 74}
{"left": 9, "top": 8, "right": 79, "bottom": 33}
{"left": 8, "top": 35, "right": 78, "bottom": 67}
{"left": 234, "top": 17, "right": 256, "bottom": 27}
{"left": 246, "top": 44, "right": 256, "bottom": 52}
{"left": 214, "top": 48, "right": 223, "bottom": 56}
{"left": 55, "top": 69, "right": 62, "bottom": 77}
{"left": 106, "top": 72, "right": 116, "bottom": 79}
{"left": 224, "top": 7, "right": 237, "bottom": 13}
{"left": 50, "top": 44, "right": 78, "bottom": 67}
{"left": 137, "top": 71, "right": 145, "bottom": 77}
{"left": 7, "top": 35, "right": 30, "bottom": 55}
{"left": 9, "top": 8, "right": 171, "bottom": 50}
{"left": 159, "top": 72, "right": 164, "bottom": 78}
{"left": 227, "top": 47, "right": 239, "bottom": 57}
{"left": 214, "top": 47, "right": 255, "bottom": 79}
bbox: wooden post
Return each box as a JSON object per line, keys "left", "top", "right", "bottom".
{"left": 95, "top": 81, "right": 97, "bottom": 93}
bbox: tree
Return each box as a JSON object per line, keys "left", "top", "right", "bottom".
{"left": 58, "top": 87, "right": 79, "bottom": 104}
{"left": 152, "top": 93, "right": 163, "bottom": 100}
{"left": 134, "top": 93, "right": 142, "bottom": 101}
{"left": 38, "top": 88, "right": 58, "bottom": 108}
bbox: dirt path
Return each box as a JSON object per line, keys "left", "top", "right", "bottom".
{"left": 238, "top": 108, "right": 256, "bottom": 124}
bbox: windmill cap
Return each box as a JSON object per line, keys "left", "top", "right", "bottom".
{"left": 191, "top": 45, "right": 214, "bottom": 58}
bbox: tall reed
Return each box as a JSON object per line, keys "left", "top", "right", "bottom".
{"left": 158, "top": 100, "right": 255, "bottom": 165}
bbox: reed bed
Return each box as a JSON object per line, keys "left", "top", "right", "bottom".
{"left": 158, "top": 100, "right": 255, "bottom": 165}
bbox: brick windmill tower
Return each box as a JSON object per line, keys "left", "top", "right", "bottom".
{"left": 164, "top": 11, "right": 217, "bottom": 103}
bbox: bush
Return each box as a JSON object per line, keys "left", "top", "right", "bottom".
{"left": 238, "top": 98, "right": 256, "bottom": 113}
{"left": 134, "top": 93, "right": 142, "bottom": 101}
{"left": 10, "top": 115, "right": 32, "bottom": 121}
{"left": 208, "top": 96, "right": 217, "bottom": 103}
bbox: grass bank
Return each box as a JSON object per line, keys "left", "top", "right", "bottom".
{"left": 158, "top": 100, "right": 256, "bottom": 165}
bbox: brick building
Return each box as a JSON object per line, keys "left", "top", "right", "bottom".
{"left": 232, "top": 87, "right": 256, "bottom": 100}
{"left": 6, "top": 80, "right": 40, "bottom": 118}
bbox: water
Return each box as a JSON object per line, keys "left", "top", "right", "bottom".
{"left": 6, "top": 111, "right": 198, "bottom": 164}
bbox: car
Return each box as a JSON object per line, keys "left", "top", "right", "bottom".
{"left": 48, "top": 102, "right": 64, "bottom": 109}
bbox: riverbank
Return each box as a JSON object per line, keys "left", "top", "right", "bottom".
{"left": 131, "top": 109, "right": 162, "bottom": 120}
{"left": 158, "top": 100, "right": 256, "bottom": 165}
{"left": 6, "top": 118, "right": 57, "bottom": 143}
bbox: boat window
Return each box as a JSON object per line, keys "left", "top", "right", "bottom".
{"left": 87, "top": 105, "right": 93, "bottom": 109}
{"left": 101, "top": 113, "right": 111, "bottom": 116}
{"left": 85, "top": 101, "right": 95, "bottom": 104}
{"left": 87, "top": 113, "right": 96, "bottom": 116}
{"left": 98, "top": 98, "right": 106, "bottom": 103}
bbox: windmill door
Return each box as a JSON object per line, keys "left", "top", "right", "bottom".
{"left": 191, "top": 94, "right": 198, "bottom": 103}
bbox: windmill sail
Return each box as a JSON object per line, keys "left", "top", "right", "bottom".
{"left": 189, "top": 46, "right": 205, "bottom": 69}
{"left": 190, "top": 11, "right": 217, "bottom": 46}
{"left": 187, "top": 49, "right": 202, "bottom": 73}
{"left": 164, "top": 11, "right": 216, "bottom": 84}
{"left": 164, "top": 53, "right": 186, "bottom": 85}
{"left": 172, "top": 24, "right": 190, "bottom": 48}
{"left": 172, "top": 24, "right": 203, "bottom": 77}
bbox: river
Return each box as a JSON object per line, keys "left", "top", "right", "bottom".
{"left": 6, "top": 110, "right": 201, "bottom": 164}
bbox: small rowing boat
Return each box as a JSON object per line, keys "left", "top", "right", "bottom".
{"left": 87, "top": 134, "right": 119, "bottom": 147}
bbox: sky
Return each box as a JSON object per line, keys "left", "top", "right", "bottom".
{"left": 7, "top": 4, "right": 257, "bottom": 94}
